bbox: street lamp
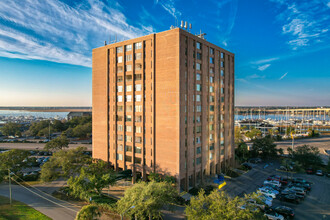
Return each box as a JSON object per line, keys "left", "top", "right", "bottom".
{"left": 121, "top": 205, "right": 135, "bottom": 220}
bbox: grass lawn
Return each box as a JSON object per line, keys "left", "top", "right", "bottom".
{"left": 0, "top": 195, "right": 51, "bottom": 220}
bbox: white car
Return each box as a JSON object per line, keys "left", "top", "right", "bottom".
{"left": 264, "top": 210, "right": 284, "bottom": 220}
{"left": 264, "top": 180, "right": 281, "bottom": 187}
{"left": 257, "top": 195, "right": 273, "bottom": 207}
{"left": 257, "top": 188, "right": 276, "bottom": 199}
{"left": 246, "top": 199, "right": 266, "bottom": 210}
{"left": 259, "top": 186, "right": 279, "bottom": 195}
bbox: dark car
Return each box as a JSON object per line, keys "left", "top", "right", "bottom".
{"left": 280, "top": 190, "right": 304, "bottom": 201}
{"left": 292, "top": 178, "right": 312, "bottom": 185}
{"left": 242, "top": 163, "right": 252, "bottom": 170}
{"left": 305, "top": 168, "right": 314, "bottom": 174}
{"left": 249, "top": 158, "right": 262, "bottom": 164}
{"left": 267, "top": 175, "right": 288, "bottom": 185}
{"left": 291, "top": 182, "right": 311, "bottom": 191}
{"left": 280, "top": 194, "right": 300, "bottom": 204}
{"left": 274, "top": 206, "right": 295, "bottom": 219}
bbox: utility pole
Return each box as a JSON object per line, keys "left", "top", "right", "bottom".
{"left": 8, "top": 169, "right": 12, "bottom": 205}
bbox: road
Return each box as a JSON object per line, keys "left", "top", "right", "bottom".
{"left": 222, "top": 161, "right": 330, "bottom": 220}
{"left": 0, "top": 183, "right": 81, "bottom": 220}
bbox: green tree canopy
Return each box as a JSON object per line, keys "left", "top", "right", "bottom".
{"left": 40, "top": 147, "right": 91, "bottom": 182}
{"left": 116, "top": 181, "right": 178, "bottom": 219}
{"left": 185, "top": 190, "right": 265, "bottom": 220}
{"left": 67, "top": 159, "right": 116, "bottom": 200}
{"left": 235, "top": 142, "right": 249, "bottom": 162}
{"left": 0, "top": 122, "right": 22, "bottom": 136}
{"left": 75, "top": 205, "right": 101, "bottom": 220}
{"left": 288, "top": 145, "right": 323, "bottom": 168}
{"left": 0, "top": 149, "right": 30, "bottom": 173}
{"left": 251, "top": 135, "right": 279, "bottom": 159}
{"left": 245, "top": 128, "right": 262, "bottom": 140}
{"left": 44, "top": 136, "right": 69, "bottom": 151}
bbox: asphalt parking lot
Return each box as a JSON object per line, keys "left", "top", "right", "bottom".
{"left": 221, "top": 161, "right": 330, "bottom": 220}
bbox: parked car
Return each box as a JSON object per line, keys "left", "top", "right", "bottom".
{"left": 274, "top": 206, "right": 295, "bottom": 219}
{"left": 264, "top": 210, "right": 285, "bottom": 220}
{"left": 263, "top": 183, "right": 281, "bottom": 192}
{"left": 264, "top": 180, "right": 282, "bottom": 187}
{"left": 257, "top": 188, "right": 276, "bottom": 199}
{"left": 290, "top": 182, "right": 311, "bottom": 191}
{"left": 280, "top": 194, "right": 300, "bottom": 204}
{"left": 281, "top": 189, "right": 305, "bottom": 201}
{"left": 316, "top": 170, "right": 324, "bottom": 176}
{"left": 288, "top": 186, "right": 306, "bottom": 195}
{"left": 259, "top": 186, "right": 279, "bottom": 195}
{"left": 306, "top": 167, "right": 314, "bottom": 174}
{"left": 292, "top": 178, "right": 312, "bottom": 185}
{"left": 241, "top": 162, "right": 253, "bottom": 170}
{"left": 249, "top": 158, "right": 262, "bottom": 164}
{"left": 246, "top": 199, "right": 267, "bottom": 210}
{"left": 267, "top": 175, "right": 289, "bottom": 185}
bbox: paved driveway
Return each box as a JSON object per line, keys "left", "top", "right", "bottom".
{"left": 0, "top": 184, "right": 80, "bottom": 220}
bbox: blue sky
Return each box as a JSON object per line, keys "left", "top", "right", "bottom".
{"left": 0, "top": 0, "right": 329, "bottom": 106}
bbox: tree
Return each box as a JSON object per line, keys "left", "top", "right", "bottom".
{"left": 288, "top": 145, "right": 323, "bottom": 168}
{"left": 75, "top": 205, "right": 101, "bottom": 220}
{"left": 40, "top": 147, "right": 91, "bottom": 182}
{"left": 0, "top": 149, "right": 30, "bottom": 173}
{"left": 307, "top": 129, "right": 320, "bottom": 137}
{"left": 44, "top": 136, "right": 69, "bottom": 151}
{"left": 235, "top": 142, "right": 249, "bottom": 162}
{"left": 116, "top": 181, "right": 178, "bottom": 219}
{"left": 185, "top": 190, "right": 264, "bottom": 220}
{"left": 285, "top": 126, "right": 295, "bottom": 136}
{"left": 250, "top": 136, "right": 278, "bottom": 159}
{"left": 67, "top": 159, "right": 116, "bottom": 200}
{"left": 235, "top": 127, "right": 243, "bottom": 144}
{"left": 72, "top": 122, "right": 92, "bottom": 138}
{"left": 0, "top": 122, "right": 22, "bottom": 136}
{"left": 245, "top": 128, "right": 262, "bottom": 140}
{"left": 28, "top": 120, "right": 51, "bottom": 137}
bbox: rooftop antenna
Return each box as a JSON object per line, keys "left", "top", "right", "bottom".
{"left": 115, "top": 34, "right": 117, "bottom": 43}
{"left": 184, "top": 21, "right": 188, "bottom": 30}
{"left": 180, "top": 20, "right": 184, "bottom": 29}
{"left": 189, "top": 23, "right": 192, "bottom": 33}
{"left": 104, "top": 41, "right": 107, "bottom": 46}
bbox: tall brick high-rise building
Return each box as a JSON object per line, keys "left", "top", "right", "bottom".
{"left": 92, "top": 27, "right": 234, "bottom": 191}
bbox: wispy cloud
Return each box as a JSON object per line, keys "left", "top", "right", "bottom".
{"left": 156, "top": 0, "right": 181, "bottom": 19}
{"left": 279, "top": 72, "right": 288, "bottom": 80}
{"left": 251, "top": 57, "right": 279, "bottom": 65}
{"left": 0, "top": 0, "right": 152, "bottom": 67}
{"left": 258, "top": 64, "right": 271, "bottom": 71}
{"left": 270, "top": 0, "right": 330, "bottom": 50}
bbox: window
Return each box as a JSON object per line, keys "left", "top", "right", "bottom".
{"left": 209, "top": 144, "right": 214, "bottom": 150}
{"left": 135, "top": 126, "right": 142, "bottom": 133}
{"left": 135, "top": 157, "right": 141, "bottom": 164}
{"left": 126, "top": 75, "right": 132, "bottom": 82}
{"left": 125, "top": 155, "right": 132, "bottom": 162}
{"left": 210, "top": 95, "right": 214, "bottom": 102}
{"left": 117, "top": 154, "right": 123, "bottom": 161}
{"left": 197, "top": 52, "right": 202, "bottom": 60}
{"left": 135, "top": 105, "right": 142, "bottom": 112}
{"left": 126, "top": 105, "right": 132, "bottom": 112}
{"left": 117, "top": 144, "right": 123, "bottom": 151}
{"left": 135, "top": 52, "right": 142, "bottom": 60}
{"left": 135, "top": 74, "right": 142, "bottom": 81}
{"left": 126, "top": 95, "right": 132, "bottom": 102}
{"left": 209, "top": 115, "right": 214, "bottom": 122}
{"left": 210, "top": 76, "right": 214, "bottom": 83}
{"left": 135, "top": 42, "right": 142, "bottom": 50}
{"left": 135, "top": 95, "right": 142, "bottom": 102}
{"left": 196, "top": 63, "right": 201, "bottom": 71}
{"left": 117, "top": 95, "right": 123, "bottom": 102}
{"left": 117, "top": 66, "right": 123, "bottom": 73}
{"left": 210, "top": 134, "right": 213, "bottom": 141}
{"left": 117, "top": 56, "right": 123, "bottom": 63}
{"left": 196, "top": 147, "right": 201, "bottom": 154}
{"left": 210, "top": 153, "right": 213, "bottom": 160}
{"left": 126, "top": 85, "right": 132, "bottom": 92}
{"left": 196, "top": 157, "right": 201, "bottom": 165}
{"left": 135, "top": 63, "right": 142, "bottom": 70}
{"left": 196, "top": 126, "right": 202, "bottom": 133}
{"left": 210, "top": 86, "right": 214, "bottom": 93}
{"left": 221, "top": 61, "right": 224, "bottom": 68}
{"left": 125, "top": 44, "right": 132, "bottom": 51}
{"left": 196, "top": 73, "right": 201, "bottom": 81}
{"left": 221, "top": 97, "right": 224, "bottom": 103}
{"left": 117, "top": 86, "right": 123, "bottom": 92}
{"left": 126, "top": 54, "right": 132, "bottom": 61}
{"left": 196, "top": 84, "right": 201, "bottom": 91}
{"left": 210, "top": 48, "right": 214, "bottom": 54}
{"left": 221, "top": 52, "right": 224, "bottom": 59}
{"left": 125, "top": 135, "right": 133, "bottom": 142}
{"left": 117, "top": 124, "right": 123, "bottom": 131}
{"left": 196, "top": 42, "right": 201, "bottom": 49}
{"left": 117, "top": 76, "right": 123, "bottom": 82}
{"left": 135, "top": 116, "right": 142, "bottom": 122}
{"left": 125, "top": 145, "right": 132, "bottom": 152}
{"left": 210, "top": 57, "right": 214, "bottom": 64}
{"left": 221, "top": 69, "right": 224, "bottom": 76}
{"left": 135, "top": 136, "right": 142, "bottom": 143}
{"left": 196, "top": 137, "right": 201, "bottom": 144}
{"left": 117, "top": 106, "right": 123, "bottom": 112}
{"left": 135, "top": 84, "right": 142, "bottom": 91}
{"left": 196, "top": 105, "right": 202, "bottom": 112}
{"left": 117, "top": 135, "right": 123, "bottom": 141}
{"left": 135, "top": 146, "right": 142, "bottom": 154}
{"left": 196, "top": 95, "right": 201, "bottom": 102}
{"left": 126, "top": 64, "right": 132, "bottom": 71}
{"left": 126, "top": 126, "right": 132, "bottom": 132}
{"left": 117, "top": 46, "right": 123, "bottom": 53}
{"left": 210, "top": 105, "right": 214, "bottom": 111}
{"left": 117, "top": 115, "right": 123, "bottom": 121}
{"left": 221, "top": 88, "right": 224, "bottom": 94}
{"left": 196, "top": 116, "right": 201, "bottom": 123}
{"left": 126, "top": 115, "right": 132, "bottom": 122}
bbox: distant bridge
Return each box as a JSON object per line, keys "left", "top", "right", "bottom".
{"left": 0, "top": 106, "right": 92, "bottom": 112}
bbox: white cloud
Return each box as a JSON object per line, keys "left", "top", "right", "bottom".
{"left": 0, "top": 0, "right": 152, "bottom": 67}
{"left": 279, "top": 72, "right": 288, "bottom": 80}
{"left": 252, "top": 57, "right": 279, "bottom": 65}
{"left": 271, "top": 0, "right": 330, "bottom": 50}
{"left": 258, "top": 64, "right": 271, "bottom": 71}
{"left": 157, "top": 0, "right": 181, "bottom": 19}
{"left": 327, "top": 1, "right": 330, "bottom": 8}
